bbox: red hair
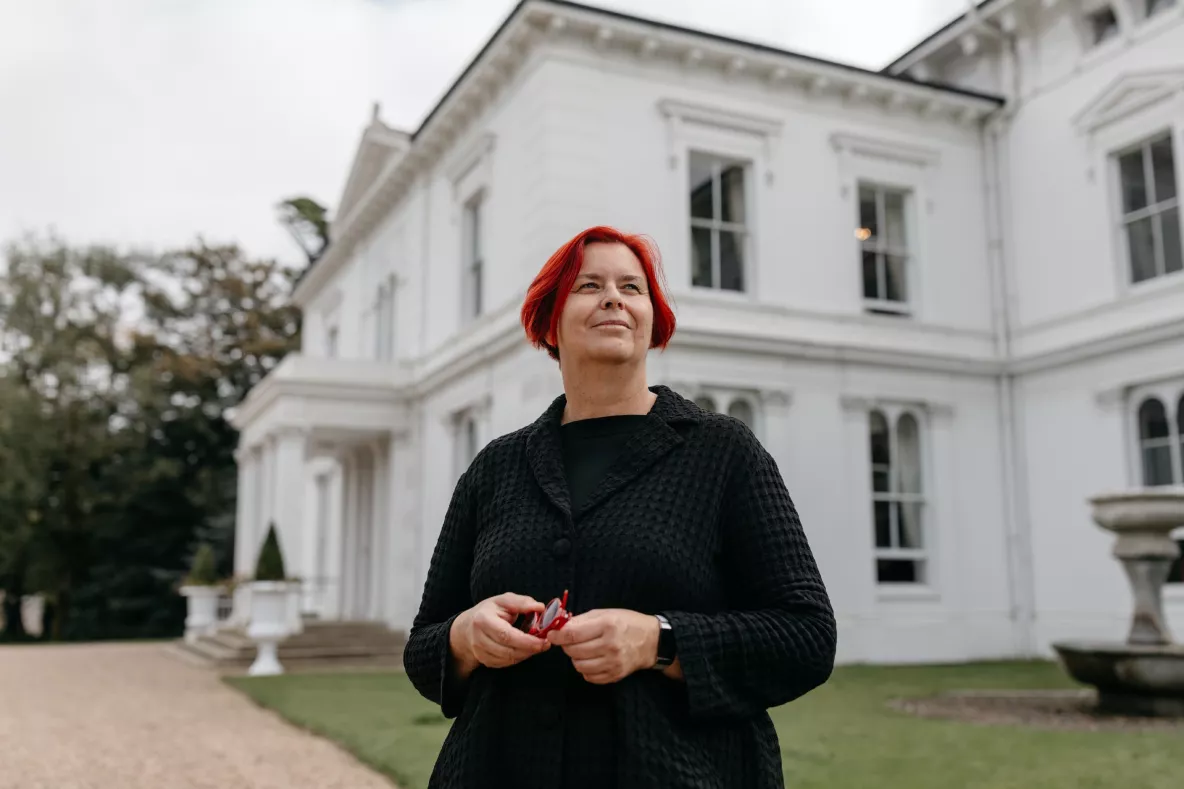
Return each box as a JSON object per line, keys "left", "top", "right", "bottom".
{"left": 520, "top": 226, "right": 676, "bottom": 361}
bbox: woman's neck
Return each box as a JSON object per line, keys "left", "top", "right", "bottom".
{"left": 559, "top": 362, "right": 655, "bottom": 424}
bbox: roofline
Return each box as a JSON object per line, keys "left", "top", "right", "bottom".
{"left": 545, "top": 0, "right": 1004, "bottom": 103}
{"left": 414, "top": 0, "right": 1003, "bottom": 142}
{"left": 881, "top": 0, "right": 1007, "bottom": 74}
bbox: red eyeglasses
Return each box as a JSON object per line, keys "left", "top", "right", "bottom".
{"left": 514, "top": 590, "right": 572, "bottom": 637}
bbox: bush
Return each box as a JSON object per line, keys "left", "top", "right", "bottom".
{"left": 254, "top": 522, "right": 287, "bottom": 581}
{"left": 185, "top": 543, "right": 220, "bottom": 586}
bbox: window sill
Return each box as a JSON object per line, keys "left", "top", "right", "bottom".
{"left": 1123, "top": 267, "right": 1184, "bottom": 300}
{"left": 863, "top": 299, "right": 912, "bottom": 318}
{"left": 876, "top": 585, "right": 940, "bottom": 603}
{"left": 682, "top": 285, "right": 755, "bottom": 304}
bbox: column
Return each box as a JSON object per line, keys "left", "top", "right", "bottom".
{"left": 271, "top": 426, "right": 307, "bottom": 634}
{"left": 758, "top": 389, "right": 794, "bottom": 475}
{"left": 370, "top": 439, "right": 391, "bottom": 623}
{"left": 230, "top": 444, "right": 258, "bottom": 626}
{"left": 232, "top": 444, "right": 258, "bottom": 577}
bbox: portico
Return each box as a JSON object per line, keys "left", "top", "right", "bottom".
{"left": 228, "top": 353, "right": 412, "bottom": 627}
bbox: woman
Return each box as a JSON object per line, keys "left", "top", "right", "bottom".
{"left": 403, "top": 225, "right": 836, "bottom": 789}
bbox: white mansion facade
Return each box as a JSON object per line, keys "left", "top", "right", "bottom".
{"left": 229, "top": 0, "right": 1184, "bottom": 664}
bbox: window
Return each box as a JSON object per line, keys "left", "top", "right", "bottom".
{"left": 1087, "top": 5, "right": 1121, "bottom": 44}
{"left": 325, "top": 326, "right": 338, "bottom": 358}
{"left": 454, "top": 411, "right": 480, "bottom": 478}
{"left": 1118, "top": 133, "right": 1182, "bottom": 284}
{"left": 869, "top": 409, "right": 927, "bottom": 584}
{"left": 1136, "top": 392, "right": 1184, "bottom": 583}
{"left": 857, "top": 183, "right": 911, "bottom": 315}
{"left": 373, "top": 275, "right": 396, "bottom": 361}
{"left": 1146, "top": 0, "right": 1177, "bottom": 17}
{"left": 728, "top": 398, "right": 755, "bottom": 429}
{"left": 462, "top": 195, "right": 484, "bottom": 322}
{"left": 693, "top": 395, "right": 718, "bottom": 412}
{"left": 689, "top": 151, "right": 748, "bottom": 292}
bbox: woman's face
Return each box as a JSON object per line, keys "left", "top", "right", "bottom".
{"left": 554, "top": 241, "right": 654, "bottom": 366}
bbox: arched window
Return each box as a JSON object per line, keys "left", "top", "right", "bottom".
{"left": 868, "top": 408, "right": 926, "bottom": 585}
{"left": 1138, "top": 398, "right": 1173, "bottom": 486}
{"left": 728, "top": 398, "right": 755, "bottom": 429}
{"left": 694, "top": 395, "right": 717, "bottom": 413}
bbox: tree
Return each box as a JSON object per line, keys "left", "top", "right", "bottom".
{"left": 253, "top": 522, "right": 286, "bottom": 582}
{"left": 276, "top": 196, "right": 330, "bottom": 265}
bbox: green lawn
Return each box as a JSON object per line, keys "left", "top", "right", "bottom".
{"left": 227, "top": 661, "right": 1180, "bottom": 789}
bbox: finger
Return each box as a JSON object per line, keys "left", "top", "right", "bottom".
{"left": 494, "top": 592, "right": 546, "bottom": 614}
{"left": 558, "top": 637, "right": 608, "bottom": 660}
{"left": 571, "top": 656, "right": 615, "bottom": 676}
{"left": 481, "top": 617, "right": 549, "bottom": 653}
{"left": 581, "top": 670, "right": 620, "bottom": 685}
{"left": 547, "top": 615, "right": 605, "bottom": 645}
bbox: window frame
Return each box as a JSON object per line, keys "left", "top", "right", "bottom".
{"left": 867, "top": 404, "right": 930, "bottom": 587}
{"left": 688, "top": 150, "right": 753, "bottom": 293}
{"left": 689, "top": 387, "right": 762, "bottom": 438}
{"left": 1114, "top": 131, "right": 1182, "bottom": 286}
{"left": 461, "top": 192, "right": 485, "bottom": 324}
{"left": 830, "top": 132, "right": 937, "bottom": 322}
{"left": 857, "top": 181, "right": 915, "bottom": 316}
{"left": 1128, "top": 380, "right": 1184, "bottom": 587}
{"left": 658, "top": 98, "right": 781, "bottom": 302}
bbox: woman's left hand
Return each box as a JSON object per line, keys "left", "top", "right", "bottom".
{"left": 545, "top": 608, "right": 658, "bottom": 684}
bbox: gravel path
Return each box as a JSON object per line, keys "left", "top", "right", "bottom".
{"left": 0, "top": 641, "right": 399, "bottom": 789}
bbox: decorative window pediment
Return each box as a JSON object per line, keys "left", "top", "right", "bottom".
{"left": 1072, "top": 69, "right": 1184, "bottom": 135}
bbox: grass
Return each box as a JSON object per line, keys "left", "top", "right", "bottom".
{"left": 227, "top": 661, "right": 1181, "bottom": 789}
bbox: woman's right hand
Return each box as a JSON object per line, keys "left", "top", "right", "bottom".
{"left": 449, "top": 592, "right": 551, "bottom": 676}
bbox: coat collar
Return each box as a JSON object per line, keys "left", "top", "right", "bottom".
{"left": 524, "top": 385, "right": 703, "bottom": 519}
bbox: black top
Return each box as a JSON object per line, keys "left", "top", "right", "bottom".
{"left": 403, "top": 385, "right": 837, "bottom": 789}
{"left": 559, "top": 413, "right": 649, "bottom": 516}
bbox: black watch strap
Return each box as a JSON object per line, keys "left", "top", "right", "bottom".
{"left": 653, "top": 614, "right": 675, "bottom": 667}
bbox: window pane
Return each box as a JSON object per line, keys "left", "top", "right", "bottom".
{"left": 1127, "top": 216, "right": 1157, "bottom": 282}
{"left": 1120, "top": 148, "right": 1148, "bottom": 213}
{"left": 869, "top": 410, "right": 890, "bottom": 465}
{"left": 727, "top": 399, "right": 754, "bottom": 428}
{"left": 1090, "top": 7, "right": 1119, "bottom": 43}
{"left": 896, "top": 501, "right": 923, "bottom": 549}
{"left": 872, "top": 467, "right": 890, "bottom": 493}
{"left": 1168, "top": 539, "right": 1184, "bottom": 584}
{"left": 1148, "top": 0, "right": 1176, "bottom": 15}
{"left": 859, "top": 186, "right": 878, "bottom": 242}
{"left": 1162, "top": 209, "right": 1182, "bottom": 274}
{"left": 862, "top": 250, "right": 879, "bottom": 300}
{"left": 874, "top": 501, "right": 892, "bottom": 548}
{"left": 1151, "top": 135, "right": 1177, "bottom": 203}
{"left": 719, "top": 231, "right": 744, "bottom": 291}
{"left": 896, "top": 414, "right": 922, "bottom": 494}
{"left": 1139, "top": 398, "right": 1170, "bottom": 440}
{"left": 885, "top": 255, "right": 908, "bottom": 303}
{"left": 877, "top": 559, "right": 919, "bottom": 584}
{"left": 694, "top": 395, "right": 717, "bottom": 412}
{"left": 885, "top": 190, "right": 907, "bottom": 249}
{"left": 689, "top": 153, "right": 715, "bottom": 220}
{"left": 1143, "top": 446, "right": 1175, "bottom": 486}
{"left": 691, "top": 227, "right": 713, "bottom": 288}
{"left": 720, "top": 163, "right": 746, "bottom": 224}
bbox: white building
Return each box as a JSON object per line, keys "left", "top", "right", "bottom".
{"left": 229, "top": 0, "right": 1184, "bottom": 665}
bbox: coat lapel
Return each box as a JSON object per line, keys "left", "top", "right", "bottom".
{"left": 525, "top": 385, "right": 702, "bottom": 521}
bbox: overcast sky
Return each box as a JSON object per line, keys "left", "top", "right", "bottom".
{"left": 0, "top": 0, "right": 965, "bottom": 266}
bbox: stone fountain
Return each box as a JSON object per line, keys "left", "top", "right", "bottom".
{"left": 1052, "top": 488, "right": 1184, "bottom": 717}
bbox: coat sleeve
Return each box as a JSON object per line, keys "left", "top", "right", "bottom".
{"left": 660, "top": 426, "right": 837, "bottom": 721}
{"left": 402, "top": 466, "right": 478, "bottom": 719}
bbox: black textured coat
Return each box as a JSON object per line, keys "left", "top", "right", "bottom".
{"left": 403, "top": 385, "right": 837, "bottom": 789}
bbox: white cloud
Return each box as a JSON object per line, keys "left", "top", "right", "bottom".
{"left": 0, "top": 0, "right": 967, "bottom": 265}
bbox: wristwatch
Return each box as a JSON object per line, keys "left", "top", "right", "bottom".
{"left": 653, "top": 614, "right": 676, "bottom": 668}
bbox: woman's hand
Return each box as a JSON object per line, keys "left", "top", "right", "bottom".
{"left": 449, "top": 593, "right": 550, "bottom": 677}
{"left": 545, "top": 608, "right": 661, "bottom": 684}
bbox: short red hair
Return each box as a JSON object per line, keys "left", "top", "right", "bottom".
{"left": 520, "top": 226, "right": 677, "bottom": 361}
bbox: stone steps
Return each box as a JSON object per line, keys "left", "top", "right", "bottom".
{"left": 172, "top": 620, "right": 406, "bottom": 673}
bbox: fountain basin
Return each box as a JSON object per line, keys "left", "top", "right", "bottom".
{"left": 1053, "top": 640, "right": 1184, "bottom": 717}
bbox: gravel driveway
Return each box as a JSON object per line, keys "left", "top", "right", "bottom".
{"left": 0, "top": 641, "right": 399, "bottom": 789}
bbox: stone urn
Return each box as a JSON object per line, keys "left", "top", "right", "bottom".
{"left": 1090, "top": 488, "right": 1184, "bottom": 645}
{"left": 180, "top": 585, "right": 222, "bottom": 644}
{"left": 246, "top": 581, "right": 291, "bottom": 676}
{"left": 1052, "top": 488, "right": 1184, "bottom": 717}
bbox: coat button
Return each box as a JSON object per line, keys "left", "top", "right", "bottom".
{"left": 552, "top": 538, "right": 572, "bottom": 558}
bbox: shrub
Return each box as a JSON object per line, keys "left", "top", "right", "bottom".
{"left": 254, "top": 522, "right": 287, "bottom": 581}
{"left": 185, "top": 543, "right": 220, "bottom": 586}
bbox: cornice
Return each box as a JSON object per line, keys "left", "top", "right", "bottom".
{"left": 292, "top": 0, "right": 1002, "bottom": 308}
